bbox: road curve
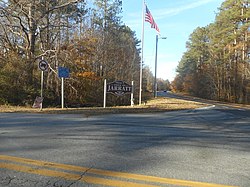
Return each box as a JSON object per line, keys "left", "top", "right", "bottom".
{"left": 0, "top": 99, "right": 250, "bottom": 186}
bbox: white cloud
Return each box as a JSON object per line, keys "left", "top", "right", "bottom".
{"left": 125, "top": 0, "right": 217, "bottom": 22}
{"left": 154, "top": 0, "right": 218, "bottom": 19}
{"left": 124, "top": 0, "right": 216, "bottom": 28}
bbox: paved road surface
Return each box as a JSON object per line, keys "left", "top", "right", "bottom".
{"left": 0, "top": 97, "right": 250, "bottom": 186}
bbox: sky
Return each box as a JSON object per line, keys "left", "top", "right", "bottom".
{"left": 121, "top": 0, "right": 225, "bottom": 81}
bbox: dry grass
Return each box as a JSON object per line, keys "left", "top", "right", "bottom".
{"left": 0, "top": 97, "right": 209, "bottom": 116}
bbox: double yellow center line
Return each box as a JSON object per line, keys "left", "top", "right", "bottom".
{"left": 0, "top": 155, "right": 237, "bottom": 187}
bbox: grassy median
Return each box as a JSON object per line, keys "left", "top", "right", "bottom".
{"left": 0, "top": 97, "right": 209, "bottom": 116}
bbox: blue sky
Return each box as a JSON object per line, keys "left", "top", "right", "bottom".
{"left": 121, "top": 0, "right": 225, "bottom": 81}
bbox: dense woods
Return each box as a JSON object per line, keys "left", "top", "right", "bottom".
{"left": 0, "top": 0, "right": 151, "bottom": 107}
{"left": 173, "top": 0, "right": 250, "bottom": 104}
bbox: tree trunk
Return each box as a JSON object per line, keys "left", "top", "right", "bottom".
{"left": 27, "top": 3, "right": 37, "bottom": 85}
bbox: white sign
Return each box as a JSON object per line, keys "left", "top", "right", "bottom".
{"left": 32, "top": 96, "right": 43, "bottom": 108}
{"left": 39, "top": 60, "right": 48, "bottom": 71}
{"left": 106, "top": 81, "right": 132, "bottom": 96}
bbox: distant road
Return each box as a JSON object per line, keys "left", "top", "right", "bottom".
{"left": 158, "top": 91, "right": 250, "bottom": 110}
{"left": 0, "top": 95, "right": 250, "bottom": 186}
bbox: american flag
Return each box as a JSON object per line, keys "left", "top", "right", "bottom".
{"left": 145, "top": 5, "right": 160, "bottom": 33}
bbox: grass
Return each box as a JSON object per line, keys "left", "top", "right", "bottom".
{"left": 0, "top": 97, "right": 209, "bottom": 116}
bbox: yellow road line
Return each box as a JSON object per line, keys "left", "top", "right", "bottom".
{"left": 0, "top": 162, "right": 159, "bottom": 187}
{"left": 0, "top": 155, "right": 238, "bottom": 187}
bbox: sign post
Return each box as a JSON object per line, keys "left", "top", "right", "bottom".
{"left": 103, "top": 79, "right": 107, "bottom": 108}
{"left": 38, "top": 59, "right": 48, "bottom": 110}
{"left": 131, "top": 81, "right": 134, "bottom": 106}
{"left": 58, "top": 67, "right": 70, "bottom": 109}
{"left": 61, "top": 77, "right": 64, "bottom": 109}
{"left": 40, "top": 71, "right": 43, "bottom": 110}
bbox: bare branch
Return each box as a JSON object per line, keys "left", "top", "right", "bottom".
{"left": 12, "top": 15, "right": 30, "bottom": 48}
{"left": 35, "top": 50, "right": 57, "bottom": 60}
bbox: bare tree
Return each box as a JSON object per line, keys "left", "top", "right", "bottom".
{"left": 0, "top": 0, "right": 79, "bottom": 84}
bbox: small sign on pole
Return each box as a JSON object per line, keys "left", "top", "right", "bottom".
{"left": 58, "top": 67, "right": 70, "bottom": 78}
{"left": 38, "top": 59, "right": 48, "bottom": 110}
{"left": 58, "top": 67, "right": 70, "bottom": 109}
{"left": 38, "top": 60, "right": 48, "bottom": 71}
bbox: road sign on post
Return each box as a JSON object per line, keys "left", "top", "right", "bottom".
{"left": 39, "top": 60, "right": 48, "bottom": 71}
{"left": 58, "top": 67, "right": 70, "bottom": 109}
{"left": 58, "top": 67, "right": 70, "bottom": 78}
{"left": 38, "top": 59, "right": 48, "bottom": 110}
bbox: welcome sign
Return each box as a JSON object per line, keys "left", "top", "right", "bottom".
{"left": 106, "top": 81, "right": 132, "bottom": 96}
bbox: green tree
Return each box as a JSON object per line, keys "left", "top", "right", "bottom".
{"left": 174, "top": 0, "right": 250, "bottom": 104}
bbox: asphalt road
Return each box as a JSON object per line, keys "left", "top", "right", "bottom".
{"left": 0, "top": 97, "right": 250, "bottom": 186}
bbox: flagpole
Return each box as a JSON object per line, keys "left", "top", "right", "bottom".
{"left": 154, "top": 34, "right": 158, "bottom": 98}
{"left": 139, "top": 0, "right": 145, "bottom": 105}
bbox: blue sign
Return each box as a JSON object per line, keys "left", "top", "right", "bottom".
{"left": 58, "top": 67, "right": 70, "bottom": 78}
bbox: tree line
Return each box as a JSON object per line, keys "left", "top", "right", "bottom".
{"left": 0, "top": 0, "right": 162, "bottom": 107}
{"left": 172, "top": 0, "right": 249, "bottom": 104}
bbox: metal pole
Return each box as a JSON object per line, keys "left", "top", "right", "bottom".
{"left": 40, "top": 70, "right": 44, "bottom": 111}
{"left": 139, "top": 0, "right": 145, "bottom": 105}
{"left": 61, "top": 77, "right": 64, "bottom": 109}
{"left": 103, "top": 79, "right": 106, "bottom": 108}
{"left": 131, "top": 81, "right": 134, "bottom": 106}
{"left": 154, "top": 35, "right": 158, "bottom": 98}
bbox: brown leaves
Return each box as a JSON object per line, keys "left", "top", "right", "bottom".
{"left": 75, "top": 71, "right": 99, "bottom": 80}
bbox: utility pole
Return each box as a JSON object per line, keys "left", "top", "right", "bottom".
{"left": 154, "top": 35, "right": 167, "bottom": 98}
